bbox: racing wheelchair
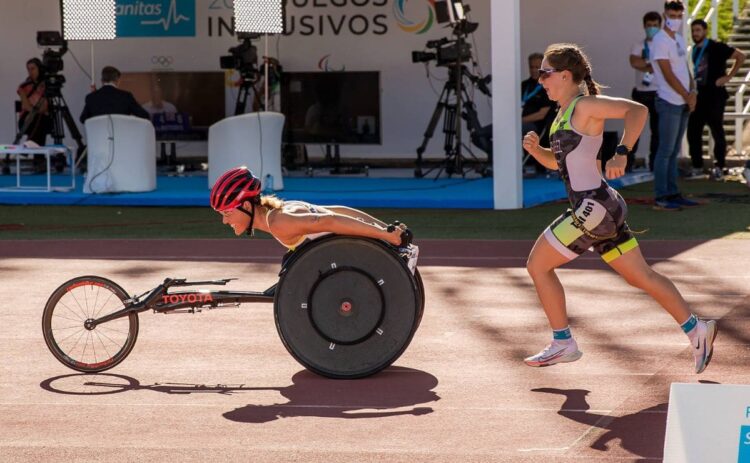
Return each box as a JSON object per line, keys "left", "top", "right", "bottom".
{"left": 42, "top": 234, "right": 424, "bottom": 379}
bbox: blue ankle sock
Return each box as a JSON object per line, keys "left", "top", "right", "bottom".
{"left": 553, "top": 326, "right": 572, "bottom": 341}
{"left": 681, "top": 314, "right": 698, "bottom": 334}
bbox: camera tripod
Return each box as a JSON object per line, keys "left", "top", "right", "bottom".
{"left": 233, "top": 71, "right": 260, "bottom": 115}
{"left": 45, "top": 78, "right": 85, "bottom": 165}
{"left": 414, "top": 64, "right": 490, "bottom": 178}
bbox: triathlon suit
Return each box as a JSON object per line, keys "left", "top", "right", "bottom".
{"left": 543, "top": 96, "right": 638, "bottom": 263}
{"left": 267, "top": 200, "right": 331, "bottom": 251}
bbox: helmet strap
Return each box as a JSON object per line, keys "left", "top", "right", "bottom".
{"left": 237, "top": 203, "right": 256, "bottom": 237}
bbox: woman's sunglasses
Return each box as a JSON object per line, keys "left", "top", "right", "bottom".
{"left": 538, "top": 68, "right": 561, "bottom": 79}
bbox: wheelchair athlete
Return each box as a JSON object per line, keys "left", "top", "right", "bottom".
{"left": 210, "top": 166, "right": 406, "bottom": 250}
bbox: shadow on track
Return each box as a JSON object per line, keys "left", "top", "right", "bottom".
{"left": 40, "top": 367, "right": 440, "bottom": 423}
{"left": 532, "top": 387, "right": 667, "bottom": 460}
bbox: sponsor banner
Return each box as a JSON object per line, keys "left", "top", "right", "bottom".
{"left": 664, "top": 383, "right": 750, "bottom": 463}
{"left": 117, "top": 0, "right": 196, "bottom": 37}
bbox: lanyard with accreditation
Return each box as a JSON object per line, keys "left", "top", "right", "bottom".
{"left": 692, "top": 39, "right": 710, "bottom": 80}
{"left": 522, "top": 83, "right": 542, "bottom": 107}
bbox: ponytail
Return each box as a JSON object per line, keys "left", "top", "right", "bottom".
{"left": 583, "top": 74, "right": 601, "bottom": 96}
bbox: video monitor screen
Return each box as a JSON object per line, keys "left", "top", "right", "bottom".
{"left": 119, "top": 72, "right": 225, "bottom": 141}
{"left": 280, "top": 71, "right": 381, "bottom": 145}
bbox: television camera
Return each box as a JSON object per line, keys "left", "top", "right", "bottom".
{"left": 220, "top": 32, "right": 260, "bottom": 79}
{"left": 409, "top": 1, "right": 492, "bottom": 178}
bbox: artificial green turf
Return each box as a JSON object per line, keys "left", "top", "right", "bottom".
{"left": 0, "top": 179, "right": 748, "bottom": 240}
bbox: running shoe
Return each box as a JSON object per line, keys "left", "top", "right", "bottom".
{"left": 684, "top": 168, "right": 705, "bottom": 180}
{"left": 669, "top": 194, "right": 700, "bottom": 208}
{"left": 524, "top": 340, "right": 583, "bottom": 367}
{"left": 653, "top": 199, "right": 682, "bottom": 211}
{"left": 693, "top": 319, "right": 718, "bottom": 374}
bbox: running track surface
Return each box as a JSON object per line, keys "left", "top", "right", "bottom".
{"left": 1, "top": 239, "right": 748, "bottom": 462}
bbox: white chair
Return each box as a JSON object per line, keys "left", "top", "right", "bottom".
{"left": 208, "top": 112, "right": 285, "bottom": 190}
{"left": 83, "top": 114, "right": 156, "bottom": 193}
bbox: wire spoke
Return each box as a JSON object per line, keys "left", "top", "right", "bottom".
{"left": 69, "top": 292, "right": 90, "bottom": 320}
{"left": 52, "top": 325, "right": 87, "bottom": 331}
{"left": 65, "top": 329, "right": 88, "bottom": 357}
{"left": 58, "top": 300, "right": 85, "bottom": 321}
{"left": 93, "top": 292, "right": 119, "bottom": 320}
{"left": 95, "top": 327, "right": 125, "bottom": 347}
{"left": 92, "top": 293, "right": 122, "bottom": 319}
{"left": 83, "top": 285, "right": 90, "bottom": 319}
{"left": 92, "top": 286, "right": 100, "bottom": 319}
{"left": 52, "top": 313, "right": 85, "bottom": 324}
{"left": 94, "top": 330, "right": 112, "bottom": 360}
{"left": 97, "top": 324, "right": 131, "bottom": 336}
{"left": 91, "top": 331, "right": 97, "bottom": 364}
{"left": 56, "top": 326, "right": 86, "bottom": 345}
{"left": 81, "top": 331, "right": 91, "bottom": 362}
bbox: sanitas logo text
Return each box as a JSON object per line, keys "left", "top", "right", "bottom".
{"left": 116, "top": 1, "right": 162, "bottom": 15}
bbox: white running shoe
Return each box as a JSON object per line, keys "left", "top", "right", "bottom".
{"left": 524, "top": 340, "right": 583, "bottom": 367}
{"left": 693, "top": 319, "right": 718, "bottom": 374}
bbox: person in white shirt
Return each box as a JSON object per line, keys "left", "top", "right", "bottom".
{"left": 629, "top": 11, "right": 662, "bottom": 171}
{"left": 650, "top": 0, "right": 700, "bottom": 211}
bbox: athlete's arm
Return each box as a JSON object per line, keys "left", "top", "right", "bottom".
{"left": 269, "top": 211, "right": 403, "bottom": 246}
{"left": 574, "top": 96, "right": 646, "bottom": 179}
{"left": 575, "top": 96, "right": 647, "bottom": 149}
{"left": 323, "top": 206, "right": 389, "bottom": 228}
{"left": 522, "top": 131, "right": 558, "bottom": 170}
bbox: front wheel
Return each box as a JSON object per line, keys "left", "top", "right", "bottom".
{"left": 42, "top": 276, "right": 139, "bottom": 373}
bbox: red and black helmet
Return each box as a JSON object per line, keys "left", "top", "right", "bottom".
{"left": 210, "top": 166, "right": 262, "bottom": 212}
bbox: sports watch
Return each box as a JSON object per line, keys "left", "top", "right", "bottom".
{"left": 614, "top": 144, "right": 631, "bottom": 157}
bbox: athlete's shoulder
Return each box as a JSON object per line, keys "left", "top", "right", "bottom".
{"left": 574, "top": 95, "right": 598, "bottom": 109}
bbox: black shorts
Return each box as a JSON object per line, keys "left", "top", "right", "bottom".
{"left": 543, "top": 189, "right": 638, "bottom": 263}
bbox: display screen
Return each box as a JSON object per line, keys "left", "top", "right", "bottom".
{"left": 119, "top": 72, "right": 225, "bottom": 141}
{"left": 280, "top": 71, "right": 381, "bottom": 145}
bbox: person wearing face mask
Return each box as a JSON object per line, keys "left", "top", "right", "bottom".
{"left": 629, "top": 11, "right": 663, "bottom": 172}
{"left": 649, "top": 0, "right": 700, "bottom": 211}
{"left": 686, "top": 19, "right": 745, "bottom": 180}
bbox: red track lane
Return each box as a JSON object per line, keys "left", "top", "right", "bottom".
{"left": 1, "top": 239, "right": 748, "bottom": 462}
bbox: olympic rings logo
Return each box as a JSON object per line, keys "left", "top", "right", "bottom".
{"left": 151, "top": 56, "right": 174, "bottom": 67}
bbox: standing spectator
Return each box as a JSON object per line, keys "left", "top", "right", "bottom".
{"left": 522, "top": 52, "right": 556, "bottom": 175}
{"left": 80, "top": 66, "right": 150, "bottom": 123}
{"left": 629, "top": 11, "right": 662, "bottom": 171}
{"left": 686, "top": 19, "right": 746, "bottom": 180}
{"left": 650, "top": 0, "right": 699, "bottom": 211}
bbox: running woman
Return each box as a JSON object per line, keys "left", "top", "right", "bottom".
{"left": 521, "top": 43, "right": 717, "bottom": 374}
{"left": 210, "top": 166, "right": 406, "bottom": 251}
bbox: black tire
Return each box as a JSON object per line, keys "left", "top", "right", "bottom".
{"left": 42, "top": 276, "right": 139, "bottom": 373}
{"left": 414, "top": 268, "right": 426, "bottom": 329}
{"left": 274, "top": 236, "right": 420, "bottom": 379}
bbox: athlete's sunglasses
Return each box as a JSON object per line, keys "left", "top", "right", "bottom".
{"left": 537, "top": 68, "right": 561, "bottom": 80}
